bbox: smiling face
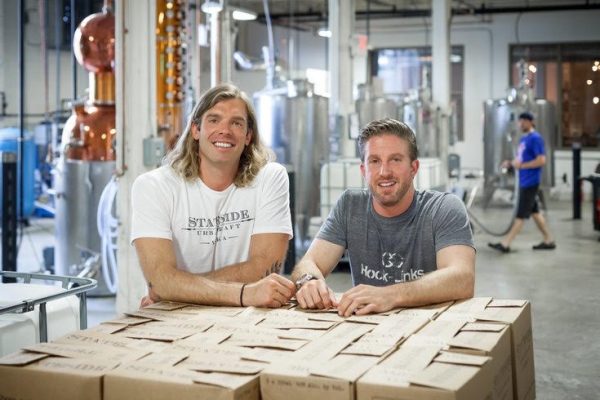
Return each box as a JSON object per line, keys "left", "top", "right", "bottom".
{"left": 192, "top": 98, "right": 252, "bottom": 168}
{"left": 360, "top": 134, "right": 419, "bottom": 216}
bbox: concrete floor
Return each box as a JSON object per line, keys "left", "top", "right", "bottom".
{"left": 5, "top": 200, "right": 599, "bottom": 399}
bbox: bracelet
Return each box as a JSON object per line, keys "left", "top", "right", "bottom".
{"left": 240, "top": 283, "right": 247, "bottom": 307}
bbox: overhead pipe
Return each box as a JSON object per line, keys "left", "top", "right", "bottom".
{"left": 258, "top": 3, "right": 600, "bottom": 24}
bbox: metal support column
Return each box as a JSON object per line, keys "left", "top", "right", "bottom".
{"left": 115, "top": 0, "right": 159, "bottom": 313}
{"left": 1, "top": 153, "right": 18, "bottom": 283}
{"left": 329, "top": 0, "right": 356, "bottom": 158}
{"left": 39, "top": 302, "right": 48, "bottom": 342}
{"left": 432, "top": 0, "right": 451, "bottom": 185}
{"left": 210, "top": 10, "right": 222, "bottom": 86}
{"left": 573, "top": 142, "right": 582, "bottom": 220}
{"left": 79, "top": 292, "right": 88, "bottom": 329}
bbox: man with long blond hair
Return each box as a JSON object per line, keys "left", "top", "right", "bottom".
{"left": 131, "top": 83, "right": 295, "bottom": 308}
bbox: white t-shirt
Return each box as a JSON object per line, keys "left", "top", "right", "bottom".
{"left": 130, "top": 162, "right": 293, "bottom": 274}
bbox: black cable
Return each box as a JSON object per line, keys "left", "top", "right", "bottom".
{"left": 467, "top": 205, "right": 517, "bottom": 237}
{"left": 466, "top": 175, "right": 519, "bottom": 237}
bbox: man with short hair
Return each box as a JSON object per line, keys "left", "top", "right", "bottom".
{"left": 131, "top": 83, "right": 296, "bottom": 308}
{"left": 292, "top": 118, "right": 475, "bottom": 316}
{"left": 488, "top": 111, "right": 556, "bottom": 253}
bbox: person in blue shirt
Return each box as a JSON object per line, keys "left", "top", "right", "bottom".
{"left": 489, "top": 112, "right": 556, "bottom": 253}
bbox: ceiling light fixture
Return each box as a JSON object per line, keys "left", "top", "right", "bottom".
{"left": 232, "top": 8, "right": 257, "bottom": 21}
{"left": 201, "top": 0, "right": 222, "bottom": 14}
{"left": 318, "top": 27, "right": 331, "bottom": 38}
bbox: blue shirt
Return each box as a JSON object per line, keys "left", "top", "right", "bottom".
{"left": 517, "top": 131, "right": 545, "bottom": 188}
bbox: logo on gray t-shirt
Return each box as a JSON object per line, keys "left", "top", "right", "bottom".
{"left": 317, "top": 190, "right": 474, "bottom": 287}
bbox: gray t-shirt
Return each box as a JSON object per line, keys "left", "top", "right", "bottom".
{"left": 317, "top": 189, "right": 475, "bottom": 286}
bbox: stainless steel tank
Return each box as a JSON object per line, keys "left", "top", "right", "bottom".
{"left": 483, "top": 95, "right": 556, "bottom": 204}
{"left": 356, "top": 84, "right": 400, "bottom": 129}
{"left": 534, "top": 99, "right": 556, "bottom": 188}
{"left": 254, "top": 79, "right": 329, "bottom": 250}
{"left": 53, "top": 159, "right": 115, "bottom": 296}
{"left": 403, "top": 97, "right": 440, "bottom": 158}
{"left": 482, "top": 98, "right": 520, "bottom": 203}
{"left": 254, "top": 88, "right": 287, "bottom": 163}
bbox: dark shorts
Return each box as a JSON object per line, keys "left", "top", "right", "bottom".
{"left": 516, "top": 185, "right": 540, "bottom": 219}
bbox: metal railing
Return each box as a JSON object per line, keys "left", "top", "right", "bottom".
{"left": 0, "top": 271, "right": 97, "bottom": 342}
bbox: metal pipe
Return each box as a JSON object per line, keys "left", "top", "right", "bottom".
{"left": 210, "top": 12, "right": 222, "bottom": 86}
{"left": 39, "top": 0, "right": 49, "bottom": 120}
{"left": 54, "top": 0, "right": 62, "bottom": 115}
{"left": 222, "top": 8, "right": 233, "bottom": 83}
{"left": 262, "top": 0, "right": 276, "bottom": 89}
{"left": 0, "top": 271, "right": 97, "bottom": 314}
{"left": 79, "top": 292, "right": 88, "bottom": 329}
{"left": 71, "top": 0, "right": 78, "bottom": 99}
{"left": 259, "top": 3, "right": 600, "bottom": 24}
{"left": 39, "top": 302, "right": 48, "bottom": 342}
{"left": 18, "top": 0, "right": 25, "bottom": 225}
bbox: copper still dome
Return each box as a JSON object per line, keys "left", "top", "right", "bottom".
{"left": 73, "top": 9, "right": 115, "bottom": 73}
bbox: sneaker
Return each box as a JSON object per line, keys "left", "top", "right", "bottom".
{"left": 532, "top": 242, "right": 556, "bottom": 250}
{"left": 488, "top": 242, "right": 510, "bottom": 253}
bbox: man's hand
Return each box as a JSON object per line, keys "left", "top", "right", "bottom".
{"left": 243, "top": 273, "right": 296, "bottom": 308}
{"left": 337, "top": 284, "right": 397, "bottom": 317}
{"left": 140, "top": 284, "right": 161, "bottom": 308}
{"left": 511, "top": 159, "right": 522, "bottom": 169}
{"left": 296, "top": 279, "right": 338, "bottom": 310}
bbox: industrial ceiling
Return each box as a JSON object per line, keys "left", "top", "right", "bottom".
{"left": 226, "top": 0, "right": 600, "bottom": 26}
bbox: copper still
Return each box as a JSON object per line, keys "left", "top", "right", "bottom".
{"left": 156, "top": 0, "right": 187, "bottom": 150}
{"left": 54, "top": 0, "right": 117, "bottom": 296}
{"left": 62, "top": 0, "right": 115, "bottom": 161}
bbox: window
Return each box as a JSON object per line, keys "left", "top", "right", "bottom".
{"left": 511, "top": 42, "right": 600, "bottom": 148}
{"left": 34, "top": 0, "right": 105, "bottom": 50}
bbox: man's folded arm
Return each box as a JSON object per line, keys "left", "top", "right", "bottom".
{"left": 134, "top": 237, "right": 242, "bottom": 305}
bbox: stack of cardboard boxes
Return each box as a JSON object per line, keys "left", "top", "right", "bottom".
{"left": 0, "top": 297, "right": 534, "bottom": 400}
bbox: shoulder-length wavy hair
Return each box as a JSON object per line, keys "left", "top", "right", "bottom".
{"left": 164, "top": 83, "right": 271, "bottom": 187}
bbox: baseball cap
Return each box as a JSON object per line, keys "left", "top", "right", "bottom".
{"left": 518, "top": 111, "right": 534, "bottom": 121}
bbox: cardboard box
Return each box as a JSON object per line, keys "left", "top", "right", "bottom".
{"left": 357, "top": 300, "right": 516, "bottom": 400}
{"left": 475, "top": 300, "right": 535, "bottom": 400}
{"left": 0, "top": 298, "right": 534, "bottom": 400}
{"left": 260, "top": 322, "right": 394, "bottom": 400}
{"left": 438, "top": 298, "right": 534, "bottom": 400}
{"left": 446, "top": 324, "right": 514, "bottom": 400}
{"left": 104, "top": 362, "right": 260, "bottom": 400}
{"left": 102, "top": 321, "right": 264, "bottom": 400}
{"left": 358, "top": 343, "right": 489, "bottom": 400}
{"left": 0, "top": 351, "right": 119, "bottom": 400}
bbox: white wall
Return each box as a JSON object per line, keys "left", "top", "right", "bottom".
{"left": 1, "top": 0, "right": 88, "bottom": 129}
